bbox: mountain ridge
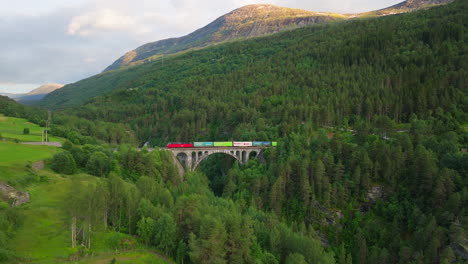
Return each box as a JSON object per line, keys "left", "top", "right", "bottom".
{"left": 0, "top": 83, "right": 64, "bottom": 103}
{"left": 103, "top": 4, "right": 346, "bottom": 71}
{"left": 104, "top": 0, "right": 454, "bottom": 72}
{"left": 26, "top": 83, "right": 63, "bottom": 96}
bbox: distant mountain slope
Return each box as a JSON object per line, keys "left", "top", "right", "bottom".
{"left": 0, "top": 84, "right": 64, "bottom": 104}
{"left": 384, "top": 0, "right": 454, "bottom": 10}
{"left": 25, "top": 84, "right": 63, "bottom": 96}
{"left": 16, "top": 83, "right": 64, "bottom": 104}
{"left": 365, "top": 0, "right": 455, "bottom": 15}
{"left": 104, "top": 4, "right": 346, "bottom": 71}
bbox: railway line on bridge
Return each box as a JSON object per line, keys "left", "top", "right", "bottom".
{"left": 164, "top": 146, "right": 268, "bottom": 172}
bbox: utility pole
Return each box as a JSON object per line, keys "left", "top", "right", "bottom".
{"left": 42, "top": 111, "right": 51, "bottom": 144}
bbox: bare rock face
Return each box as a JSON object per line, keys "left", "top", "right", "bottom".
{"left": 361, "top": 186, "right": 384, "bottom": 212}
{"left": 374, "top": 0, "right": 455, "bottom": 14}
{"left": 392, "top": 0, "right": 455, "bottom": 9}
{"left": 0, "top": 183, "right": 30, "bottom": 206}
{"left": 367, "top": 186, "right": 383, "bottom": 201}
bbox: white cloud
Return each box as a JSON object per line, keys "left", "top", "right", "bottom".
{"left": 67, "top": 9, "right": 137, "bottom": 36}
{"left": 83, "top": 57, "right": 97, "bottom": 63}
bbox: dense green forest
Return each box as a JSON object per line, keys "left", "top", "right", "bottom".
{"left": 41, "top": 0, "right": 467, "bottom": 147}
{"left": 1, "top": 0, "right": 467, "bottom": 263}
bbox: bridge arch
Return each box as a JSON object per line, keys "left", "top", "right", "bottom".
{"left": 168, "top": 147, "right": 264, "bottom": 173}
{"left": 192, "top": 151, "right": 241, "bottom": 171}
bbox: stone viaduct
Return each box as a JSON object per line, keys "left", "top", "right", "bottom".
{"left": 166, "top": 147, "right": 265, "bottom": 172}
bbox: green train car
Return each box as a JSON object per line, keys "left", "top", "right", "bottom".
{"left": 213, "top": 142, "right": 233, "bottom": 147}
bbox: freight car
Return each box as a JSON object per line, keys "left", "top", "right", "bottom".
{"left": 166, "top": 141, "right": 277, "bottom": 148}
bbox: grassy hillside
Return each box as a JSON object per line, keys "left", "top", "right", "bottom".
{"left": 0, "top": 114, "right": 63, "bottom": 143}
{"left": 0, "top": 116, "right": 171, "bottom": 264}
{"left": 0, "top": 110, "right": 336, "bottom": 263}
{"left": 8, "top": 170, "right": 169, "bottom": 264}
{"left": 40, "top": 0, "right": 467, "bottom": 146}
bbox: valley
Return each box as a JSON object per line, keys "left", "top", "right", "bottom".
{"left": 0, "top": 0, "right": 466, "bottom": 263}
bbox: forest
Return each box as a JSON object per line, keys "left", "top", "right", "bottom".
{"left": 1, "top": 0, "right": 467, "bottom": 263}
{"left": 40, "top": 0, "right": 466, "bottom": 147}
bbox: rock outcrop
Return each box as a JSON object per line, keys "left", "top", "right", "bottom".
{"left": 0, "top": 183, "right": 30, "bottom": 206}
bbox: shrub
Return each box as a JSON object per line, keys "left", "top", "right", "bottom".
{"left": 86, "top": 151, "right": 111, "bottom": 177}
{"left": 23, "top": 128, "right": 29, "bottom": 135}
{"left": 51, "top": 151, "right": 77, "bottom": 175}
{"left": 62, "top": 140, "right": 73, "bottom": 151}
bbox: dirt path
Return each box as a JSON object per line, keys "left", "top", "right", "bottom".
{"left": 21, "top": 141, "right": 62, "bottom": 147}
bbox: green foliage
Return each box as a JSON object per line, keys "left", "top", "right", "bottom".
{"left": 154, "top": 213, "right": 176, "bottom": 255}
{"left": 0, "top": 97, "right": 135, "bottom": 145}
{"left": 285, "top": 253, "right": 307, "bottom": 264}
{"left": 40, "top": 0, "right": 467, "bottom": 147}
{"left": 1, "top": 1, "right": 467, "bottom": 263}
{"left": 50, "top": 151, "right": 77, "bottom": 175}
{"left": 0, "top": 205, "right": 21, "bottom": 262}
{"left": 86, "top": 151, "right": 111, "bottom": 177}
{"left": 62, "top": 140, "right": 73, "bottom": 151}
{"left": 22, "top": 128, "right": 29, "bottom": 135}
{"left": 136, "top": 217, "right": 155, "bottom": 246}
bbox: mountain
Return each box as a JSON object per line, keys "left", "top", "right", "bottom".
{"left": 0, "top": 92, "right": 23, "bottom": 99}
{"left": 25, "top": 83, "right": 63, "bottom": 96}
{"left": 103, "top": 0, "right": 454, "bottom": 72}
{"left": 103, "top": 4, "right": 346, "bottom": 71}
{"left": 365, "top": 0, "right": 455, "bottom": 15}
{"left": 1, "top": 84, "right": 64, "bottom": 104}
{"left": 383, "top": 0, "right": 455, "bottom": 10}
{"left": 16, "top": 83, "right": 64, "bottom": 103}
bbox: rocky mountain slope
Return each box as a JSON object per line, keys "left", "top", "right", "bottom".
{"left": 384, "top": 0, "right": 455, "bottom": 10}
{"left": 104, "top": 0, "right": 454, "bottom": 72}
{"left": 365, "top": 0, "right": 455, "bottom": 16}
{"left": 104, "top": 4, "right": 346, "bottom": 71}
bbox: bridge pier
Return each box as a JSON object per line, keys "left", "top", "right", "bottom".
{"left": 168, "top": 147, "right": 264, "bottom": 173}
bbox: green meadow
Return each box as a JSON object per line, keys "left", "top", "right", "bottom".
{"left": 0, "top": 114, "right": 63, "bottom": 142}
{"left": 0, "top": 116, "right": 171, "bottom": 264}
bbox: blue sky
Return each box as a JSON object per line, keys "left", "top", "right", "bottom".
{"left": 0, "top": 0, "right": 402, "bottom": 93}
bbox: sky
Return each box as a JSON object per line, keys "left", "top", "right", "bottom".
{"left": 0, "top": 0, "right": 402, "bottom": 93}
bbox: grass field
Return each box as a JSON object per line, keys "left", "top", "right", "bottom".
{"left": 0, "top": 141, "right": 58, "bottom": 166}
{"left": 0, "top": 115, "right": 171, "bottom": 264}
{"left": 0, "top": 114, "right": 63, "bottom": 142}
{"left": 0, "top": 141, "right": 59, "bottom": 186}
{"left": 9, "top": 170, "right": 172, "bottom": 263}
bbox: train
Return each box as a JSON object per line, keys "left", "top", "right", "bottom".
{"left": 166, "top": 141, "right": 277, "bottom": 148}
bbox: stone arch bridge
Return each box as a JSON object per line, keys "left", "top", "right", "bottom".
{"left": 166, "top": 147, "right": 265, "bottom": 172}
